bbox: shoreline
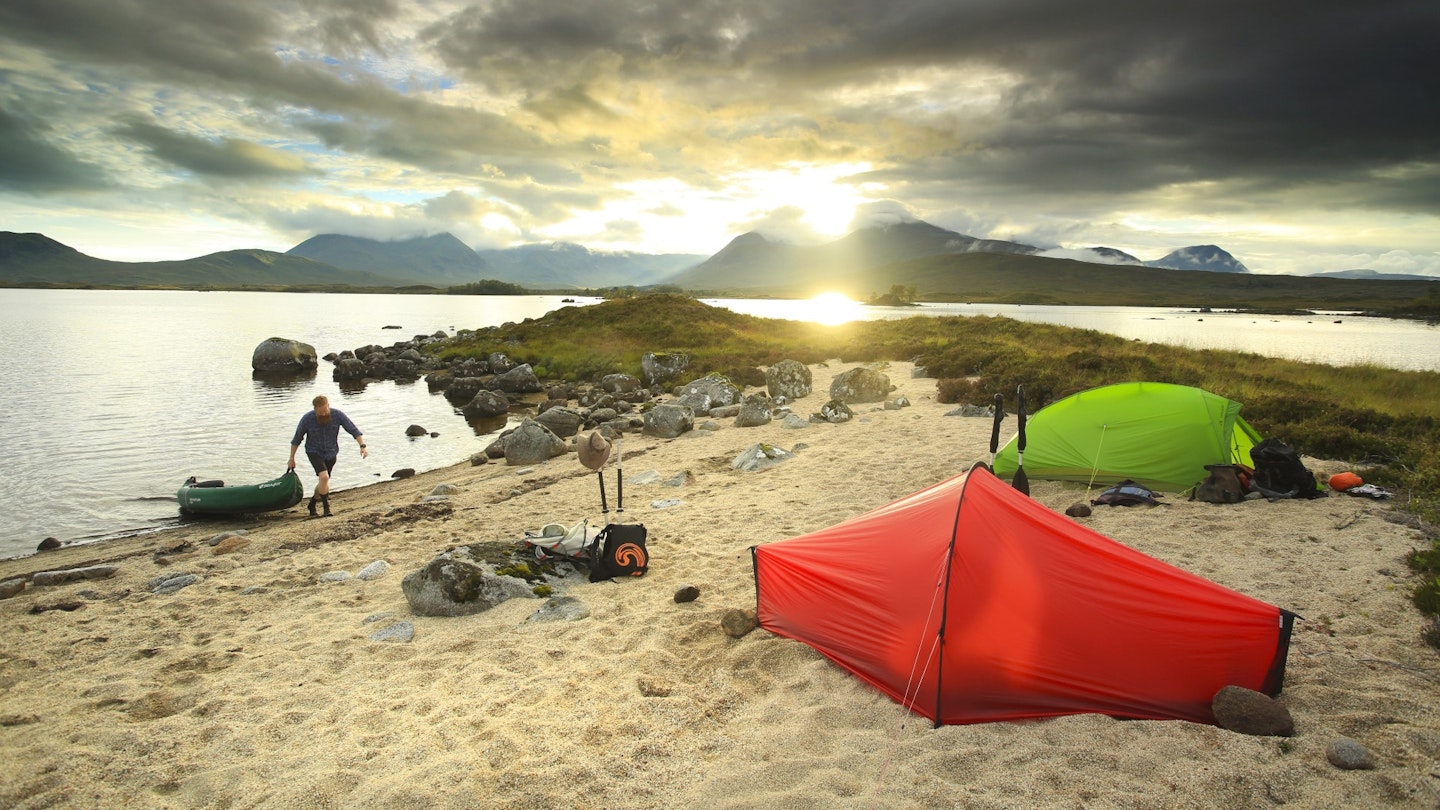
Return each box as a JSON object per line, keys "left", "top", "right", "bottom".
{"left": 4, "top": 360, "right": 1440, "bottom": 808}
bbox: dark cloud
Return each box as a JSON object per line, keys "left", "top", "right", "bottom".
{"left": 0, "top": 106, "right": 107, "bottom": 192}
{"left": 113, "top": 120, "right": 315, "bottom": 179}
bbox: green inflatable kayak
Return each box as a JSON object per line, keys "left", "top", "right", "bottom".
{"left": 177, "top": 470, "right": 305, "bottom": 515}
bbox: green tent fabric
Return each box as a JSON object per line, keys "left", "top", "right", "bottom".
{"left": 992, "top": 382, "right": 1262, "bottom": 492}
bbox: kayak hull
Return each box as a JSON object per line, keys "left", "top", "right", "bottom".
{"left": 177, "top": 471, "right": 305, "bottom": 515}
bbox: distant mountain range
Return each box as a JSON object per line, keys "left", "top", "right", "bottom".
{"left": 2, "top": 220, "right": 1434, "bottom": 294}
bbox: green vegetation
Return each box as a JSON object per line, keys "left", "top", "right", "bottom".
{"left": 430, "top": 293, "right": 1440, "bottom": 634}
{"left": 447, "top": 279, "right": 530, "bottom": 295}
{"left": 868, "top": 284, "right": 920, "bottom": 306}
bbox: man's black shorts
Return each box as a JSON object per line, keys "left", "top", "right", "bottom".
{"left": 306, "top": 453, "right": 337, "bottom": 475}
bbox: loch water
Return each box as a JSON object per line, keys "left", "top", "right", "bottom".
{"left": 2, "top": 288, "right": 1436, "bottom": 559}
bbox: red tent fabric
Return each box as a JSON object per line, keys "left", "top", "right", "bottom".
{"left": 752, "top": 464, "right": 1293, "bottom": 727}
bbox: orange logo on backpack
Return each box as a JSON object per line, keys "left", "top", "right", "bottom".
{"left": 614, "top": 542, "right": 647, "bottom": 574}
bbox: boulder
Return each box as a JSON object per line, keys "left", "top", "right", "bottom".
{"left": 503, "top": 418, "right": 566, "bottom": 465}
{"left": 641, "top": 353, "right": 690, "bottom": 387}
{"left": 332, "top": 357, "right": 367, "bottom": 381}
{"left": 462, "top": 390, "right": 511, "bottom": 419}
{"left": 534, "top": 406, "right": 584, "bottom": 438}
{"left": 400, "top": 555, "right": 535, "bottom": 617}
{"left": 734, "top": 394, "right": 773, "bottom": 428}
{"left": 732, "top": 443, "right": 796, "bottom": 471}
{"left": 766, "top": 359, "right": 813, "bottom": 400}
{"left": 829, "top": 366, "right": 892, "bottom": 403}
{"left": 251, "top": 337, "right": 318, "bottom": 374}
{"left": 817, "top": 399, "right": 854, "bottom": 423}
{"left": 677, "top": 373, "right": 741, "bottom": 409}
{"left": 643, "top": 403, "right": 694, "bottom": 439}
{"left": 601, "top": 373, "right": 644, "bottom": 394}
{"left": 494, "top": 363, "right": 542, "bottom": 394}
{"left": 443, "top": 377, "right": 488, "bottom": 404}
{"left": 488, "top": 352, "right": 515, "bottom": 373}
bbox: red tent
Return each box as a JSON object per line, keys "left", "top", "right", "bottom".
{"left": 751, "top": 464, "right": 1293, "bottom": 727}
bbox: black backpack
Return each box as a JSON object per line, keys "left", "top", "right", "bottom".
{"left": 1249, "top": 438, "right": 1325, "bottom": 499}
{"left": 587, "top": 524, "right": 649, "bottom": 581}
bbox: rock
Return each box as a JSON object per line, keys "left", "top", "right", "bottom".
{"left": 461, "top": 390, "right": 511, "bottom": 419}
{"left": 948, "top": 403, "right": 998, "bottom": 418}
{"left": 0, "top": 578, "right": 26, "bottom": 600}
{"left": 318, "top": 571, "right": 352, "bottom": 583}
{"left": 766, "top": 359, "right": 813, "bottom": 400}
{"left": 1326, "top": 737, "right": 1377, "bottom": 770}
{"left": 734, "top": 395, "right": 773, "bottom": 428}
{"left": 443, "top": 376, "right": 488, "bottom": 404}
{"left": 535, "top": 406, "right": 584, "bottom": 438}
{"left": 503, "top": 418, "right": 567, "bottom": 465}
{"left": 332, "top": 357, "right": 367, "bottom": 380}
{"left": 651, "top": 498, "right": 683, "bottom": 509}
{"left": 207, "top": 530, "right": 248, "bottom": 546}
{"left": 674, "top": 585, "right": 700, "bottom": 603}
{"left": 663, "top": 471, "right": 695, "bottom": 487}
{"left": 829, "top": 367, "right": 893, "bottom": 403}
{"left": 211, "top": 536, "right": 251, "bottom": 555}
{"left": 708, "top": 404, "right": 742, "bottom": 419}
{"left": 405, "top": 424, "right": 428, "bottom": 437}
{"left": 251, "top": 337, "right": 318, "bottom": 374}
{"left": 643, "top": 403, "right": 694, "bottom": 439}
{"left": 487, "top": 352, "right": 515, "bottom": 373}
{"left": 600, "top": 373, "right": 644, "bottom": 395}
{"left": 781, "top": 413, "right": 809, "bottom": 429}
{"left": 392, "top": 468, "right": 416, "bottom": 479}
{"left": 721, "top": 608, "right": 758, "bottom": 638}
{"left": 818, "top": 399, "right": 854, "bottom": 423}
{"left": 368, "top": 621, "right": 415, "bottom": 643}
{"left": 469, "top": 452, "right": 489, "bottom": 466}
{"left": 641, "top": 353, "right": 690, "bottom": 387}
{"left": 429, "top": 484, "right": 460, "bottom": 497}
{"left": 148, "top": 572, "right": 201, "bottom": 595}
{"left": 494, "top": 363, "right": 542, "bottom": 393}
{"left": 400, "top": 555, "right": 535, "bottom": 617}
{"left": 526, "top": 596, "right": 592, "bottom": 623}
{"left": 676, "top": 373, "right": 741, "bottom": 410}
{"left": 1065, "top": 503, "right": 1092, "bottom": 518}
{"left": 357, "top": 560, "right": 390, "bottom": 580}
{"left": 732, "top": 443, "right": 796, "bottom": 472}
{"left": 884, "top": 396, "right": 911, "bottom": 410}
{"left": 1211, "top": 685, "right": 1295, "bottom": 737}
{"left": 37, "top": 537, "right": 61, "bottom": 551}
{"left": 31, "top": 565, "right": 119, "bottom": 587}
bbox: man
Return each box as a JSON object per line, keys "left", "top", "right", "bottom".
{"left": 287, "top": 395, "right": 367, "bottom": 517}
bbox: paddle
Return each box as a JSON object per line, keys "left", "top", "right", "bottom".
{"left": 615, "top": 435, "right": 624, "bottom": 518}
{"left": 1013, "top": 384, "right": 1030, "bottom": 495}
{"left": 989, "top": 392, "right": 1004, "bottom": 469}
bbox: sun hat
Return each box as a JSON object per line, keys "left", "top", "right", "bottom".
{"left": 577, "top": 430, "right": 612, "bottom": 471}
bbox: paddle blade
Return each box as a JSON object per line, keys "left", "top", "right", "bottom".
{"left": 1013, "top": 384, "right": 1030, "bottom": 494}
{"left": 988, "top": 393, "right": 1004, "bottom": 461}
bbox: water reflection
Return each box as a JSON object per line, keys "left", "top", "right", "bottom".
{"left": 250, "top": 369, "right": 317, "bottom": 391}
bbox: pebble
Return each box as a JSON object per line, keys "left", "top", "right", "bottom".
{"left": 356, "top": 560, "right": 390, "bottom": 581}
{"left": 149, "top": 572, "right": 200, "bottom": 595}
{"left": 651, "top": 498, "right": 683, "bottom": 509}
{"left": 1326, "top": 737, "right": 1377, "bottom": 770}
{"left": 368, "top": 621, "right": 414, "bottom": 643}
{"left": 318, "top": 571, "right": 352, "bottom": 583}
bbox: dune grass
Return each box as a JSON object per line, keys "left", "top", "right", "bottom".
{"left": 431, "top": 293, "right": 1440, "bottom": 626}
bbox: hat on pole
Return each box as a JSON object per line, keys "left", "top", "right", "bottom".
{"left": 577, "top": 430, "right": 612, "bottom": 471}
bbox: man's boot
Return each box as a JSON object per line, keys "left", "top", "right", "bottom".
{"left": 321, "top": 494, "right": 332, "bottom": 517}
{"left": 307, "top": 496, "right": 318, "bottom": 518}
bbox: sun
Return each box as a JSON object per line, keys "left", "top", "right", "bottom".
{"left": 804, "top": 291, "right": 865, "bottom": 326}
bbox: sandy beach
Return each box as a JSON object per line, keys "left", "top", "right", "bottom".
{"left": 3, "top": 360, "right": 1439, "bottom": 809}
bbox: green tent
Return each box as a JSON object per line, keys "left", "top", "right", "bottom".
{"left": 992, "top": 382, "right": 1262, "bottom": 492}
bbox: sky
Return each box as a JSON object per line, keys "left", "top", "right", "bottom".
{"left": 1, "top": 1, "right": 1438, "bottom": 277}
